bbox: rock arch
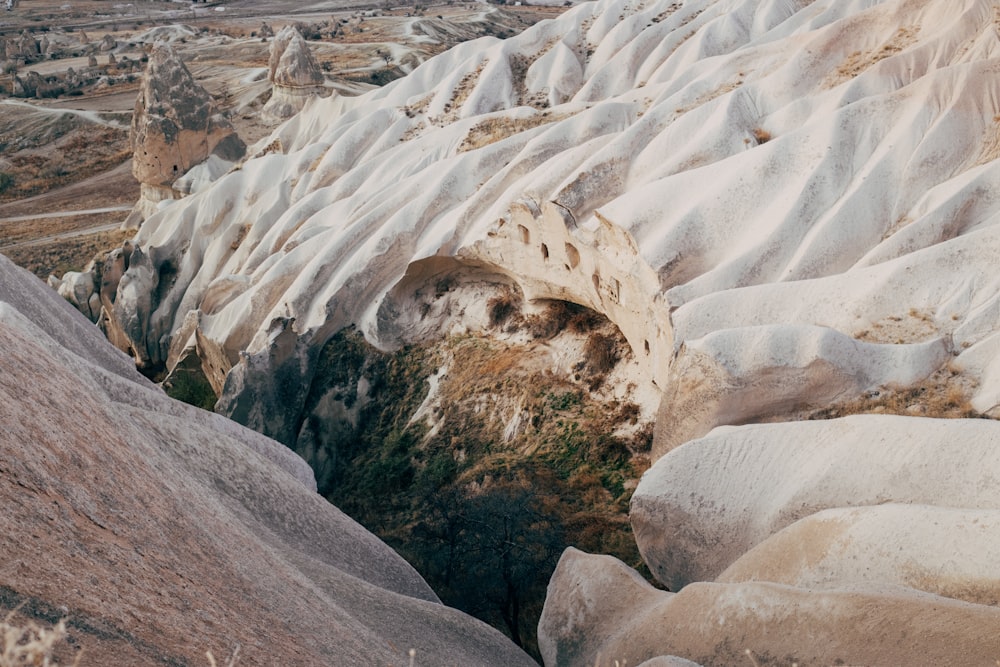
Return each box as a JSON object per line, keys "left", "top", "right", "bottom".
{"left": 465, "top": 199, "right": 671, "bottom": 387}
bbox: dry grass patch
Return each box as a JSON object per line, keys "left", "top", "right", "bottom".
{"left": 853, "top": 309, "right": 940, "bottom": 344}
{"left": 806, "top": 364, "right": 987, "bottom": 421}
{"left": 431, "top": 61, "right": 487, "bottom": 125}
{"left": 824, "top": 26, "right": 919, "bottom": 88}
{"left": 516, "top": 300, "right": 607, "bottom": 340}
{"left": 487, "top": 291, "right": 520, "bottom": 329}
{"left": 674, "top": 77, "right": 743, "bottom": 116}
{"left": 751, "top": 127, "right": 771, "bottom": 144}
{"left": 0, "top": 126, "right": 129, "bottom": 203}
{"left": 2, "top": 227, "right": 133, "bottom": 279}
{"left": 459, "top": 111, "right": 565, "bottom": 153}
{"left": 583, "top": 332, "right": 620, "bottom": 375}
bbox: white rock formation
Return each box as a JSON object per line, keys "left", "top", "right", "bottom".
{"left": 90, "top": 0, "right": 1000, "bottom": 447}
{"left": 48, "top": 268, "right": 101, "bottom": 322}
{"left": 631, "top": 415, "right": 1000, "bottom": 590}
{"left": 539, "top": 548, "right": 1000, "bottom": 667}
{"left": 652, "top": 324, "right": 952, "bottom": 456}
{"left": 716, "top": 504, "right": 1000, "bottom": 605}
{"left": 261, "top": 25, "right": 328, "bottom": 124}
{"left": 544, "top": 415, "right": 1000, "bottom": 665}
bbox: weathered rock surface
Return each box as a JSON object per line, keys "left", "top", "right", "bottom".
{"left": 563, "top": 412, "right": 1000, "bottom": 665}
{"left": 652, "top": 325, "right": 951, "bottom": 457}
{"left": 126, "top": 42, "right": 244, "bottom": 227}
{"left": 0, "top": 254, "right": 533, "bottom": 666}
{"left": 87, "top": 0, "right": 1000, "bottom": 455}
{"left": 261, "top": 25, "right": 327, "bottom": 124}
{"left": 635, "top": 657, "right": 702, "bottom": 667}
{"left": 716, "top": 504, "right": 1000, "bottom": 605}
{"left": 539, "top": 548, "right": 1000, "bottom": 667}
{"left": 631, "top": 415, "right": 1000, "bottom": 591}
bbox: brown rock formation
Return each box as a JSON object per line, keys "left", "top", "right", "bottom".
{"left": 126, "top": 43, "right": 245, "bottom": 227}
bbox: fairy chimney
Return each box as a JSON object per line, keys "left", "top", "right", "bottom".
{"left": 125, "top": 43, "right": 245, "bottom": 228}
{"left": 260, "top": 25, "right": 328, "bottom": 124}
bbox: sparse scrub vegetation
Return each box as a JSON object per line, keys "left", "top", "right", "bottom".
{"left": 458, "top": 112, "right": 563, "bottom": 153}
{"left": 583, "top": 332, "right": 620, "bottom": 375}
{"left": 825, "top": 26, "right": 918, "bottom": 88}
{"left": 487, "top": 291, "right": 520, "bottom": 328}
{"left": 162, "top": 356, "right": 218, "bottom": 411}
{"left": 807, "top": 364, "right": 989, "bottom": 421}
{"left": 1, "top": 228, "right": 133, "bottom": 280}
{"left": 751, "top": 127, "right": 771, "bottom": 144}
{"left": 0, "top": 126, "right": 129, "bottom": 203}
{"left": 525, "top": 300, "right": 595, "bottom": 339}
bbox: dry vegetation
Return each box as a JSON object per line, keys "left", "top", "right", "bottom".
{"left": 2, "top": 228, "right": 132, "bottom": 279}
{"left": 673, "top": 76, "right": 743, "bottom": 116}
{"left": 1, "top": 211, "right": 117, "bottom": 247}
{"left": 806, "top": 363, "right": 988, "bottom": 421}
{"left": 825, "top": 25, "right": 919, "bottom": 88}
{"left": 458, "top": 111, "right": 565, "bottom": 153}
{"left": 853, "top": 308, "right": 940, "bottom": 344}
{"left": 0, "top": 125, "right": 130, "bottom": 203}
{"left": 751, "top": 126, "right": 771, "bottom": 144}
{"left": 0, "top": 610, "right": 77, "bottom": 667}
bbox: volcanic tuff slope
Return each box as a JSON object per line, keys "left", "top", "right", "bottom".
{"left": 0, "top": 253, "right": 534, "bottom": 666}
{"left": 58, "top": 0, "right": 1000, "bottom": 663}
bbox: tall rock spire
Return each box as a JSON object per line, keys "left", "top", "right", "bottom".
{"left": 125, "top": 42, "right": 245, "bottom": 228}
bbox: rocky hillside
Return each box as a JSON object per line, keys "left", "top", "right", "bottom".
{"left": 49, "top": 0, "right": 1000, "bottom": 663}
{"left": 0, "top": 253, "right": 533, "bottom": 666}
{"left": 73, "top": 0, "right": 1000, "bottom": 433}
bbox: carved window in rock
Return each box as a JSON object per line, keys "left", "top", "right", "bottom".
{"left": 564, "top": 243, "right": 580, "bottom": 269}
{"left": 518, "top": 224, "right": 530, "bottom": 244}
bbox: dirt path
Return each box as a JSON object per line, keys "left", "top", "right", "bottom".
{"left": 1, "top": 160, "right": 139, "bottom": 218}
{"left": 0, "top": 222, "right": 121, "bottom": 251}
{"left": 0, "top": 99, "right": 131, "bottom": 128}
{"left": 0, "top": 206, "right": 133, "bottom": 225}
